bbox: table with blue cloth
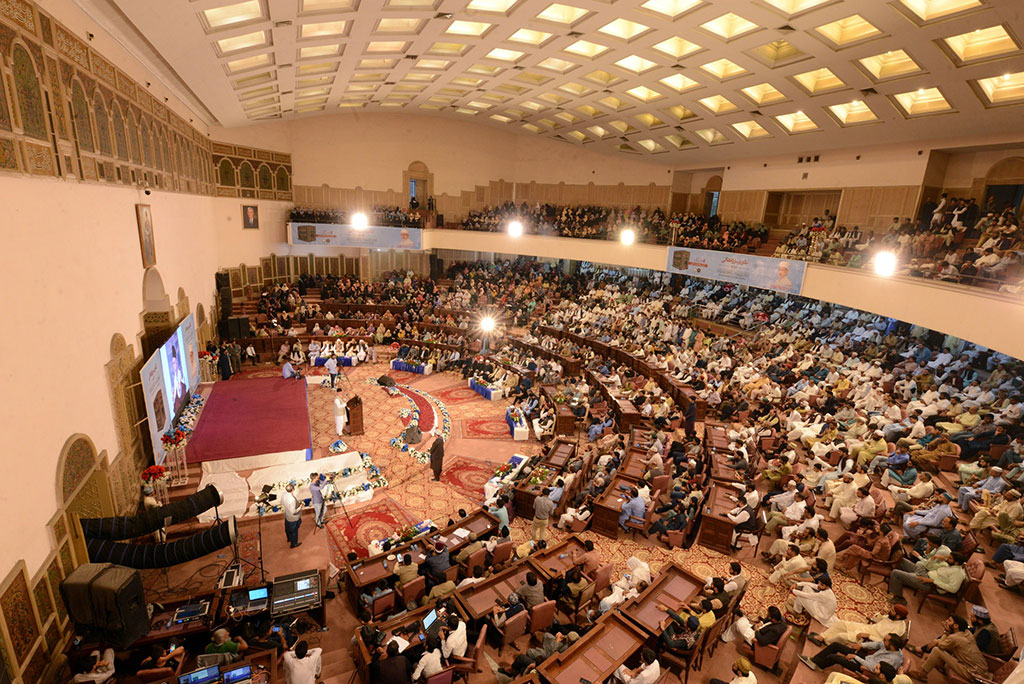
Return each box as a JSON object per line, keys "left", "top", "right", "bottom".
{"left": 314, "top": 356, "right": 354, "bottom": 366}
{"left": 391, "top": 359, "right": 427, "bottom": 374}
{"left": 505, "top": 407, "right": 528, "bottom": 440}
{"left": 470, "top": 378, "right": 498, "bottom": 400}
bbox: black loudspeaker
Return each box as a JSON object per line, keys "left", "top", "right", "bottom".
{"left": 232, "top": 315, "right": 251, "bottom": 339}
{"left": 377, "top": 375, "right": 397, "bottom": 387}
{"left": 80, "top": 485, "right": 223, "bottom": 540}
{"left": 436, "top": 213, "right": 444, "bottom": 226}
{"left": 220, "top": 287, "right": 233, "bottom": 318}
{"left": 61, "top": 563, "right": 148, "bottom": 647}
{"left": 215, "top": 271, "right": 231, "bottom": 290}
{"left": 85, "top": 518, "right": 237, "bottom": 570}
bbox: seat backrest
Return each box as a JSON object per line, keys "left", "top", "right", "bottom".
{"left": 372, "top": 589, "right": 396, "bottom": 619}
{"left": 425, "top": 666, "right": 455, "bottom": 684}
{"left": 466, "top": 548, "right": 487, "bottom": 576}
{"left": 529, "top": 600, "right": 557, "bottom": 633}
{"left": 136, "top": 667, "right": 174, "bottom": 683}
{"left": 471, "top": 625, "right": 488, "bottom": 663}
{"left": 966, "top": 555, "right": 985, "bottom": 582}
{"left": 962, "top": 531, "right": 979, "bottom": 557}
{"left": 575, "top": 582, "right": 596, "bottom": 615}
{"left": 502, "top": 608, "right": 529, "bottom": 643}
{"left": 196, "top": 653, "right": 237, "bottom": 669}
{"left": 491, "top": 541, "right": 514, "bottom": 565}
{"left": 444, "top": 564, "right": 460, "bottom": 583}
{"left": 400, "top": 575, "right": 426, "bottom": 604}
{"left": 593, "top": 563, "right": 614, "bottom": 594}
{"left": 651, "top": 475, "right": 671, "bottom": 493}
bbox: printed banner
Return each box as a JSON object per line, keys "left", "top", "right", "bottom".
{"left": 666, "top": 247, "right": 805, "bottom": 295}
{"left": 287, "top": 222, "right": 422, "bottom": 250}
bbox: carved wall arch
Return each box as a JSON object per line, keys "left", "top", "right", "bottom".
{"left": 56, "top": 434, "right": 98, "bottom": 505}
{"left": 176, "top": 287, "right": 190, "bottom": 321}
{"left": 105, "top": 334, "right": 145, "bottom": 516}
{"left": 55, "top": 434, "right": 112, "bottom": 568}
{"left": 986, "top": 157, "right": 1024, "bottom": 186}
{"left": 140, "top": 267, "right": 172, "bottom": 358}
{"left": 402, "top": 161, "right": 433, "bottom": 206}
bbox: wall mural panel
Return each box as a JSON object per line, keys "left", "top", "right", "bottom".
{"left": 44, "top": 560, "right": 65, "bottom": 624}
{"left": 30, "top": 579, "right": 52, "bottom": 626}
{"left": 0, "top": 569, "right": 39, "bottom": 666}
{"left": 12, "top": 44, "right": 46, "bottom": 141}
{"left": 60, "top": 437, "right": 96, "bottom": 502}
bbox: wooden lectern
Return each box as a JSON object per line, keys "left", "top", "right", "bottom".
{"left": 344, "top": 395, "right": 364, "bottom": 435}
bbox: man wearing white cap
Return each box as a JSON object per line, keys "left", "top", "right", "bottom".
{"left": 957, "top": 466, "right": 1008, "bottom": 509}
{"left": 772, "top": 261, "right": 793, "bottom": 291}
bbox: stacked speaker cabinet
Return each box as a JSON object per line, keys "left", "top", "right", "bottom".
{"left": 61, "top": 564, "right": 148, "bottom": 647}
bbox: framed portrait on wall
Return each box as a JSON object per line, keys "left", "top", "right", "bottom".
{"left": 242, "top": 204, "right": 260, "bottom": 230}
{"left": 135, "top": 204, "right": 156, "bottom": 268}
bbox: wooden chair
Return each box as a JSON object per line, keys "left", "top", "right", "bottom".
{"left": 859, "top": 545, "right": 904, "bottom": 586}
{"left": 916, "top": 556, "right": 984, "bottom": 612}
{"left": 651, "top": 475, "right": 672, "bottom": 493}
{"left": 938, "top": 442, "right": 962, "bottom": 472}
{"left": 569, "top": 515, "right": 591, "bottom": 533}
{"left": 988, "top": 443, "right": 1010, "bottom": 463}
{"left": 425, "top": 666, "right": 456, "bottom": 684}
{"left": 625, "top": 489, "right": 661, "bottom": 539}
{"left": 528, "top": 600, "right": 557, "bottom": 634}
{"left": 955, "top": 530, "right": 979, "bottom": 564}
{"left": 497, "top": 609, "right": 528, "bottom": 653}
{"left": 567, "top": 582, "right": 597, "bottom": 622}
{"left": 443, "top": 565, "right": 460, "bottom": 583}
{"left": 751, "top": 624, "right": 792, "bottom": 671}
{"left": 398, "top": 575, "right": 426, "bottom": 606}
{"left": 451, "top": 626, "right": 487, "bottom": 679}
{"left": 464, "top": 548, "right": 487, "bottom": 578}
{"left": 491, "top": 541, "right": 514, "bottom": 566}
{"left": 371, "top": 589, "right": 397, "bottom": 620}
{"left": 592, "top": 562, "right": 614, "bottom": 596}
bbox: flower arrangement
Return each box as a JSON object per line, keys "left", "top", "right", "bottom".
{"left": 388, "top": 382, "right": 452, "bottom": 464}
{"left": 529, "top": 466, "right": 553, "bottom": 485}
{"left": 161, "top": 426, "right": 192, "bottom": 447}
{"left": 328, "top": 440, "right": 348, "bottom": 454}
{"left": 552, "top": 393, "right": 567, "bottom": 404}
{"left": 141, "top": 465, "right": 166, "bottom": 482}
{"left": 494, "top": 463, "right": 513, "bottom": 478}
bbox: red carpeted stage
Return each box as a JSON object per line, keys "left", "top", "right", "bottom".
{"left": 187, "top": 377, "right": 312, "bottom": 473}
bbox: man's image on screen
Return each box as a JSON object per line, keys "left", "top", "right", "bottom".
{"left": 169, "top": 342, "right": 188, "bottom": 411}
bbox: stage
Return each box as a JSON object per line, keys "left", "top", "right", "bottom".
{"left": 186, "top": 377, "right": 313, "bottom": 474}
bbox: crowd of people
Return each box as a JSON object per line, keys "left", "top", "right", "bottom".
{"left": 288, "top": 205, "right": 424, "bottom": 227}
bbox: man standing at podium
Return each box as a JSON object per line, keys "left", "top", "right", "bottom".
{"left": 334, "top": 390, "right": 347, "bottom": 436}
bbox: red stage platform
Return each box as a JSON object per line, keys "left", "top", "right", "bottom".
{"left": 186, "top": 377, "right": 311, "bottom": 472}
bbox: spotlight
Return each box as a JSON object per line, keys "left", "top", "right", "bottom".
{"left": 352, "top": 212, "right": 368, "bottom": 230}
{"left": 620, "top": 228, "right": 636, "bottom": 246}
{"left": 874, "top": 250, "right": 897, "bottom": 277}
{"left": 507, "top": 220, "right": 523, "bottom": 238}
{"left": 480, "top": 316, "right": 495, "bottom": 333}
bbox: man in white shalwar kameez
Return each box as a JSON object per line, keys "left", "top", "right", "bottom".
{"left": 788, "top": 576, "right": 837, "bottom": 626}
{"left": 770, "top": 544, "right": 809, "bottom": 584}
{"left": 815, "top": 604, "right": 909, "bottom": 645}
{"left": 334, "top": 392, "right": 347, "bottom": 436}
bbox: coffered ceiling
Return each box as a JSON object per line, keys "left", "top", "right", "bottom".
{"left": 103, "top": 0, "right": 1024, "bottom": 161}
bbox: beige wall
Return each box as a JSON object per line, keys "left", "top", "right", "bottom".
{"left": 836, "top": 186, "right": 921, "bottom": 231}
{"left": 719, "top": 143, "right": 931, "bottom": 192}
{"left": 278, "top": 112, "right": 675, "bottom": 194}
{"left": 0, "top": 176, "right": 222, "bottom": 571}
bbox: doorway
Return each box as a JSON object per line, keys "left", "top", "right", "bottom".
{"left": 986, "top": 184, "right": 1024, "bottom": 215}
{"left": 762, "top": 191, "right": 841, "bottom": 229}
{"left": 704, "top": 191, "right": 720, "bottom": 217}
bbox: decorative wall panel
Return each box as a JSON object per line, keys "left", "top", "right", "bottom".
{"left": 0, "top": 569, "right": 38, "bottom": 665}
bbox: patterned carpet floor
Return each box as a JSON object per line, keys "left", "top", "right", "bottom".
{"left": 234, "top": 359, "right": 891, "bottom": 624}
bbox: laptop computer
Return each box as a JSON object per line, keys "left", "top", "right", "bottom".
{"left": 221, "top": 664, "right": 252, "bottom": 684}
{"left": 247, "top": 587, "right": 269, "bottom": 612}
{"left": 177, "top": 665, "right": 219, "bottom": 684}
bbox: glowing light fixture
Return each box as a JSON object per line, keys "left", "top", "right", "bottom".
{"left": 620, "top": 228, "right": 636, "bottom": 245}
{"left": 507, "top": 220, "right": 523, "bottom": 237}
{"left": 352, "top": 213, "right": 368, "bottom": 229}
{"left": 874, "top": 251, "right": 897, "bottom": 277}
{"left": 480, "top": 317, "right": 496, "bottom": 332}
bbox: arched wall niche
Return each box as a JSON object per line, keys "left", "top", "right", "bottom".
{"left": 403, "top": 161, "right": 433, "bottom": 207}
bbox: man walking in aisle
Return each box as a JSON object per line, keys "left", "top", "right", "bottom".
{"left": 281, "top": 483, "right": 303, "bottom": 548}
{"left": 310, "top": 473, "right": 326, "bottom": 528}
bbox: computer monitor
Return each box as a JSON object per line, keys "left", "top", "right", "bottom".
{"left": 248, "top": 587, "right": 268, "bottom": 601}
{"left": 178, "top": 666, "right": 220, "bottom": 684}
{"left": 221, "top": 665, "right": 252, "bottom": 684}
{"left": 422, "top": 608, "right": 438, "bottom": 630}
{"left": 295, "top": 578, "right": 311, "bottom": 591}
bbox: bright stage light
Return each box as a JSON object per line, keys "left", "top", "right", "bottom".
{"left": 352, "top": 213, "right": 368, "bottom": 230}
{"left": 480, "top": 316, "right": 496, "bottom": 332}
{"left": 874, "top": 250, "right": 897, "bottom": 277}
{"left": 620, "top": 228, "right": 636, "bottom": 246}
{"left": 508, "top": 220, "right": 523, "bottom": 238}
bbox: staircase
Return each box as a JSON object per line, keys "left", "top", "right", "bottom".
{"left": 754, "top": 228, "right": 792, "bottom": 258}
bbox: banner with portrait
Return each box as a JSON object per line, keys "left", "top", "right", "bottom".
{"left": 287, "top": 222, "right": 422, "bottom": 250}
{"left": 666, "top": 247, "right": 805, "bottom": 295}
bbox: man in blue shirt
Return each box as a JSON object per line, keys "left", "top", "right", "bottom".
{"left": 957, "top": 467, "right": 1007, "bottom": 509}
{"left": 283, "top": 361, "right": 301, "bottom": 379}
{"left": 549, "top": 479, "right": 565, "bottom": 504}
{"left": 800, "top": 633, "right": 904, "bottom": 679}
{"left": 309, "top": 473, "right": 326, "bottom": 528}
{"left": 619, "top": 488, "right": 646, "bottom": 531}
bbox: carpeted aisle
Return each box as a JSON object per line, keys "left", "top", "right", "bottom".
{"left": 187, "top": 377, "right": 311, "bottom": 463}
